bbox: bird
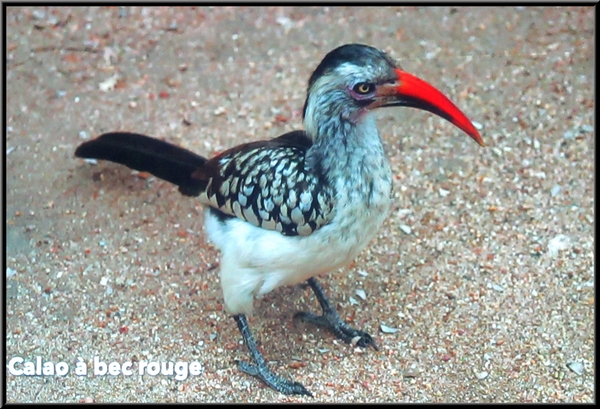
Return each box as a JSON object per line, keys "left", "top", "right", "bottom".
{"left": 75, "top": 43, "right": 484, "bottom": 396}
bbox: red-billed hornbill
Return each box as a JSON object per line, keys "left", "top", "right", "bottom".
{"left": 75, "top": 43, "right": 484, "bottom": 396}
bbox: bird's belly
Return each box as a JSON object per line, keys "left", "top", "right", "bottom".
{"left": 206, "top": 214, "right": 373, "bottom": 289}
{"left": 204, "top": 180, "right": 391, "bottom": 315}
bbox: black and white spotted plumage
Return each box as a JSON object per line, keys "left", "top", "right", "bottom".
{"left": 196, "top": 131, "right": 335, "bottom": 237}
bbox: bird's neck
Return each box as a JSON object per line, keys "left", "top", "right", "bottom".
{"left": 305, "top": 112, "right": 393, "bottom": 202}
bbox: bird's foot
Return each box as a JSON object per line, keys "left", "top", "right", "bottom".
{"left": 235, "top": 359, "right": 313, "bottom": 397}
{"left": 296, "top": 277, "right": 379, "bottom": 350}
{"left": 294, "top": 310, "right": 379, "bottom": 350}
{"left": 233, "top": 314, "right": 312, "bottom": 396}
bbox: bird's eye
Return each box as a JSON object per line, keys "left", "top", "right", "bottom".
{"left": 353, "top": 82, "right": 375, "bottom": 95}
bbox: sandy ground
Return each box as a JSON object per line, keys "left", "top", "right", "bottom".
{"left": 4, "top": 6, "right": 594, "bottom": 403}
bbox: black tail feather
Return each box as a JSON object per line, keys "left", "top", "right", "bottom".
{"left": 75, "top": 132, "right": 208, "bottom": 196}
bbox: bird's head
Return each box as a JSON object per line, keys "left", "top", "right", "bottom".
{"left": 302, "top": 43, "right": 484, "bottom": 147}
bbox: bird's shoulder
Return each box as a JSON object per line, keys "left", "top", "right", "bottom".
{"left": 193, "top": 130, "right": 336, "bottom": 236}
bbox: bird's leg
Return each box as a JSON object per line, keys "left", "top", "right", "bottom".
{"left": 294, "top": 277, "right": 379, "bottom": 350}
{"left": 233, "top": 314, "right": 312, "bottom": 396}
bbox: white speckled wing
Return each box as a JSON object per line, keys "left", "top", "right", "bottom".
{"left": 195, "top": 132, "right": 337, "bottom": 236}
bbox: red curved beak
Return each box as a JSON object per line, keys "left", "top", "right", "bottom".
{"left": 375, "top": 68, "right": 485, "bottom": 147}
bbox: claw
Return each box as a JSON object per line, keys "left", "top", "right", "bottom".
{"left": 235, "top": 359, "right": 312, "bottom": 396}
{"left": 234, "top": 314, "right": 313, "bottom": 396}
{"left": 298, "top": 278, "right": 379, "bottom": 350}
{"left": 296, "top": 310, "right": 379, "bottom": 350}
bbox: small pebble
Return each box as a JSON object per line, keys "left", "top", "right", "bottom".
{"left": 355, "top": 289, "right": 367, "bottom": 300}
{"left": 397, "top": 209, "right": 412, "bottom": 218}
{"left": 490, "top": 283, "right": 504, "bottom": 292}
{"left": 566, "top": 361, "right": 584, "bottom": 375}
{"left": 399, "top": 224, "right": 412, "bottom": 235}
{"left": 551, "top": 185, "right": 561, "bottom": 197}
{"left": 547, "top": 234, "right": 571, "bottom": 257}
{"left": 213, "top": 106, "right": 226, "bottom": 116}
{"left": 475, "top": 370, "right": 489, "bottom": 380}
{"left": 491, "top": 147, "right": 503, "bottom": 157}
{"left": 32, "top": 9, "right": 46, "bottom": 19}
{"left": 403, "top": 370, "right": 420, "bottom": 378}
{"left": 98, "top": 75, "right": 119, "bottom": 92}
{"left": 380, "top": 324, "right": 399, "bottom": 334}
{"left": 6, "top": 267, "right": 17, "bottom": 279}
{"left": 439, "top": 188, "right": 450, "bottom": 197}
